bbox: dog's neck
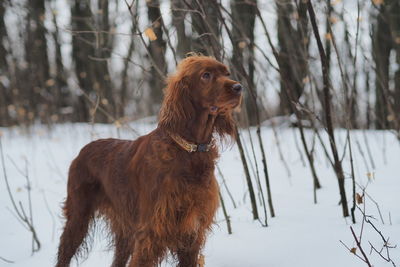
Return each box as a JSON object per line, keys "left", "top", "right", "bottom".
{"left": 180, "top": 109, "right": 216, "bottom": 144}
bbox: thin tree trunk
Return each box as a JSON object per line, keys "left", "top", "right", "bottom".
{"left": 373, "top": 4, "right": 391, "bottom": 129}
{"left": 119, "top": 6, "right": 138, "bottom": 118}
{"left": 276, "top": 0, "right": 309, "bottom": 116}
{"left": 307, "top": 1, "right": 349, "bottom": 217}
{"left": 51, "top": 4, "right": 70, "bottom": 122}
{"left": 25, "top": 0, "right": 51, "bottom": 123}
{"left": 96, "top": 0, "right": 115, "bottom": 121}
{"left": 171, "top": 0, "right": 190, "bottom": 59}
{"left": 388, "top": 0, "right": 400, "bottom": 120}
{"left": 146, "top": 0, "right": 167, "bottom": 113}
{"left": 186, "top": 0, "right": 221, "bottom": 59}
{"left": 71, "top": 0, "right": 95, "bottom": 122}
{"left": 236, "top": 128, "right": 259, "bottom": 221}
{"left": 71, "top": 0, "right": 115, "bottom": 123}
{"left": 219, "top": 190, "right": 232, "bottom": 234}
{"left": 231, "top": 0, "right": 257, "bottom": 126}
{"left": 0, "top": 1, "right": 11, "bottom": 126}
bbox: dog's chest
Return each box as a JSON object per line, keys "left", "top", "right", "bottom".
{"left": 159, "top": 171, "right": 219, "bottom": 235}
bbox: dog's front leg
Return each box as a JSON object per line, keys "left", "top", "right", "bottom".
{"left": 128, "top": 236, "right": 165, "bottom": 267}
{"left": 177, "top": 234, "right": 204, "bottom": 267}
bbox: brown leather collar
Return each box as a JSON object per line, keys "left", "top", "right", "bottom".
{"left": 168, "top": 133, "right": 213, "bottom": 153}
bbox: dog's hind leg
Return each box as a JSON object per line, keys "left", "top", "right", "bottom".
{"left": 56, "top": 170, "right": 99, "bottom": 267}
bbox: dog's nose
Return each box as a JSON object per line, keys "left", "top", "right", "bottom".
{"left": 231, "top": 83, "right": 243, "bottom": 94}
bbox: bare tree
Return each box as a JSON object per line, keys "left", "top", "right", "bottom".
{"left": 276, "top": 0, "right": 309, "bottom": 117}
{"left": 24, "top": 0, "right": 51, "bottom": 122}
{"left": 186, "top": 0, "right": 221, "bottom": 59}
{"left": 71, "top": 0, "right": 115, "bottom": 123}
{"left": 171, "top": 0, "right": 190, "bottom": 59}
{"left": 0, "top": 0, "right": 11, "bottom": 126}
{"left": 146, "top": 0, "right": 167, "bottom": 113}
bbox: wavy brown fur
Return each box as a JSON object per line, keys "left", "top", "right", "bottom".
{"left": 56, "top": 56, "right": 242, "bottom": 267}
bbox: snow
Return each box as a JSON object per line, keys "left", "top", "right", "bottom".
{"left": 0, "top": 122, "right": 399, "bottom": 267}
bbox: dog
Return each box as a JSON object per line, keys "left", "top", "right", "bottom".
{"left": 56, "top": 55, "right": 243, "bottom": 267}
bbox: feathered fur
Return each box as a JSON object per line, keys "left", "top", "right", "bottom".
{"left": 56, "top": 56, "right": 242, "bottom": 267}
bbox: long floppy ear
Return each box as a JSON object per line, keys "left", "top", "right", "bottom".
{"left": 158, "top": 75, "right": 195, "bottom": 133}
{"left": 214, "top": 111, "right": 236, "bottom": 143}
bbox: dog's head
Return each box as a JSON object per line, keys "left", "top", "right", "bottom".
{"left": 159, "top": 56, "right": 243, "bottom": 139}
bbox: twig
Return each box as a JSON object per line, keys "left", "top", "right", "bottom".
{"left": 307, "top": 0, "right": 349, "bottom": 217}
{"left": 217, "top": 165, "right": 237, "bottom": 209}
{"left": 0, "top": 256, "right": 14, "bottom": 264}
{"left": 218, "top": 190, "right": 232, "bottom": 235}
{"left": 350, "top": 226, "right": 372, "bottom": 267}
{"left": 0, "top": 137, "right": 41, "bottom": 253}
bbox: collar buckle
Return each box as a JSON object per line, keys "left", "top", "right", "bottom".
{"left": 197, "top": 143, "right": 208, "bottom": 152}
{"left": 168, "top": 132, "right": 213, "bottom": 153}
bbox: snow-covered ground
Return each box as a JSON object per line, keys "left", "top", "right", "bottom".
{"left": 0, "top": 122, "right": 399, "bottom": 267}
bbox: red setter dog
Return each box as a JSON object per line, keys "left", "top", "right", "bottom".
{"left": 56, "top": 56, "right": 243, "bottom": 267}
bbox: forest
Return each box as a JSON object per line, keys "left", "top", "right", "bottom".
{"left": 0, "top": 0, "right": 399, "bottom": 266}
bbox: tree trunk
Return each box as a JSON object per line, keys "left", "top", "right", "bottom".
{"left": 96, "top": 0, "right": 115, "bottom": 121}
{"left": 187, "top": 0, "right": 221, "bottom": 60}
{"left": 71, "top": 0, "right": 114, "bottom": 123}
{"left": 119, "top": 4, "right": 138, "bottom": 118}
{"left": 25, "top": 0, "right": 51, "bottom": 123}
{"left": 276, "top": 0, "right": 309, "bottom": 116}
{"left": 71, "top": 0, "right": 93, "bottom": 122}
{"left": 388, "top": 0, "right": 400, "bottom": 118}
{"left": 231, "top": 0, "right": 257, "bottom": 126}
{"left": 307, "top": 1, "right": 349, "bottom": 217}
{"left": 171, "top": 0, "right": 190, "bottom": 59}
{"left": 146, "top": 0, "right": 167, "bottom": 113}
{"left": 373, "top": 5, "right": 392, "bottom": 129}
{"left": 51, "top": 5, "right": 70, "bottom": 122}
{"left": 0, "top": 1, "right": 11, "bottom": 126}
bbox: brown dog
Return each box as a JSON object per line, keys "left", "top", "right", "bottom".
{"left": 56, "top": 56, "right": 243, "bottom": 267}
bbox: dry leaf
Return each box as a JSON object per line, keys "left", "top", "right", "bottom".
{"left": 79, "top": 72, "right": 87, "bottom": 78}
{"left": 114, "top": 120, "right": 122, "bottom": 128}
{"left": 372, "top": 0, "right": 384, "bottom": 5}
{"left": 51, "top": 114, "right": 59, "bottom": 122}
{"left": 17, "top": 107, "right": 26, "bottom": 117}
{"left": 144, "top": 28, "right": 157, "bottom": 41}
{"left": 356, "top": 193, "right": 363, "bottom": 204}
{"left": 387, "top": 114, "right": 395, "bottom": 122}
{"left": 367, "top": 172, "right": 374, "bottom": 180}
{"left": 101, "top": 98, "right": 109, "bottom": 105}
{"left": 350, "top": 247, "right": 357, "bottom": 254}
{"left": 329, "top": 16, "right": 339, "bottom": 24}
{"left": 325, "top": 33, "right": 332, "bottom": 41}
{"left": 332, "top": 0, "right": 342, "bottom": 5}
{"left": 46, "top": 79, "right": 55, "bottom": 87}
{"left": 238, "top": 41, "right": 247, "bottom": 49}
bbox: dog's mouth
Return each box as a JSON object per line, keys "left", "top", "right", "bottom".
{"left": 209, "top": 95, "right": 242, "bottom": 115}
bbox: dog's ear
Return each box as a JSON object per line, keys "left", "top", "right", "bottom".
{"left": 159, "top": 75, "right": 195, "bottom": 133}
{"left": 214, "top": 111, "right": 236, "bottom": 143}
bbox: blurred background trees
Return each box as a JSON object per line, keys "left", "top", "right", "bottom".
{"left": 0, "top": 0, "right": 399, "bottom": 135}
{"left": 1, "top": 0, "right": 400, "bottom": 155}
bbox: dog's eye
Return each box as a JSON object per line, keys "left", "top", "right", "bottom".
{"left": 201, "top": 72, "right": 211, "bottom": 80}
{"left": 226, "top": 72, "right": 230, "bottom": 76}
